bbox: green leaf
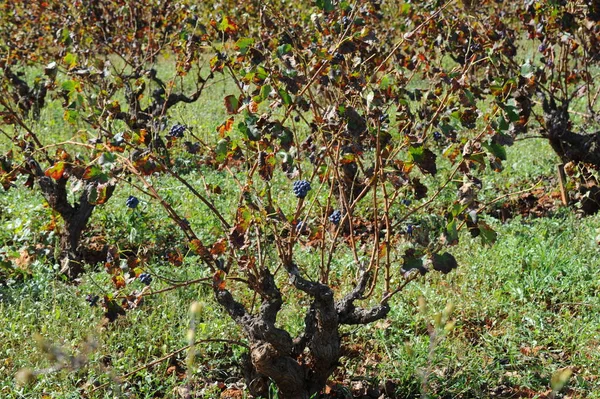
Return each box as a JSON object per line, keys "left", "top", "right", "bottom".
{"left": 238, "top": 114, "right": 261, "bottom": 141}
{"left": 61, "top": 80, "right": 78, "bottom": 93}
{"left": 431, "top": 252, "right": 458, "bottom": 274}
{"left": 463, "top": 89, "right": 475, "bottom": 106}
{"left": 444, "top": 219, "right": 458, "bottom": 245}
{"left": 87, "top": 187, "right": 98, "bottom": 204}
{"left": 253, "top": 84, "right": 272, "bottom": 103}
{"left": 520, "top": 60, "right": 534, "bottom": 78}
{"left": 278, "top": 88, "right": 293, "bottom": 106}
{"left": 235, "top": 37, "right": 254, "bottom": 55}
{"left": 402, "top": 249, "right": 427, "bottom": 275}
{"left": 64, "top": 109, "right": 79, "bottom": 124}
{"left": 83, "top": 165, "right": 108, "bottom": 182}
{"left": 63, "top": 53, "right": 77, "bottom": 69}
{"left": 254, "top": 66, "right": 268, "bottom": 82}
{"left": 496, "top": 114, "right": 509, "bottom": 132}
{"left": 215, "top": 139, "right": 229, "bottom": 162}
{"left": 379, "top": 74, "right": 392, "bottom": 90}
{"left": 99, "top": 152, "right": 116, "bottom": 165}
{"left": 315, "top": 0, "right": 335, "bottom": 12}
{"left": 484, "top": 142, "right": 507, "bottom": 161}
{"left": 479, "top": 221, "right": 497, "bottom": 245}
{"left": 277, "top": 44, "right": 292, "bottom": 57}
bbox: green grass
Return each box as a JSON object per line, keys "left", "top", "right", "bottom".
{"left": 3, "top": 205, "right": 599, "bottom": 398}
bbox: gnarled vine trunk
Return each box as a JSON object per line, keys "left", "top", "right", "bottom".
{"left": 28, "top": 158, "right": 115, "bottom": 279}
{"left": 542, "top": 97, "right": 600, "bottom": 213}
{"left": 542, "top": 97, "right": 600, "bottom": 167}
{"left": 215, "top": 265, "right": 389, "bottom": 399}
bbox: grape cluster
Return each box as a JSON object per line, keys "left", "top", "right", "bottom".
{"left": 293, "top": 180, "right": 311, "bottom": 199}
{"left": 85, "top": 294, "right": 99, "bottom": 307}
{"left": 433, "top": 131, "right": 442, "bottom": 141}
{"left": 126, "top": 195, "right": 139, "bottom": 209}
{"left": 332, "top": 53, "right": 344, "bottom": 64}
{"left": 168, "top": 124, "right": 186, "bottom": 138}
{"left": 329, "top": 210, "right": 342, "bottom": 225}
{"left": 138, "top": 273, "right": 152, "bottom": 286}
{"left": 406, "top": 224, "right": 414, "bottom": 237}
{"left": 401, "top": 199, "right": 411, "bottom": 206}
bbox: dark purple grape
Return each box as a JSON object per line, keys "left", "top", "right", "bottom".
{"left": 126, "top": 195, "right": 139, "bottom": 209}
{"left": 329, "top": 210, "right": 342, "bottom": 225}
{"left": 293, "top": 180, "right": 311, "bottom": 199}
{"left": 138, "top": 273, "right": 152, "bottom": 286}
{"left": 332, "top": 53, "right": 344, "bottom": 63}
{"left": 86, "top": 294, "right": 99, "bottom": 307}
{"left": 168, "top": 124, "right": 186, "bottom": 138}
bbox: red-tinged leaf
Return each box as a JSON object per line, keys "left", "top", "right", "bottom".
{"left": 210, "top": 55, "right": 224, "bottom": 72}
{"left": 128, "top": 257, "right": 141, "bottom": 269}
{"left": 134, "top": 156, "right": 160, "bottom": 175}
{"left": 121, "top": 293, "right": 143, "bottom": 310}
{"left": 189, "top": 239, "right": 209, "bottom": 257}
{"left": 340, "top": 153, "right": 356, "bottom": 164}
{"left": 224, "top": 95, "right": 241, "bottom": 114}
{"left": 229, "top": 224, "right": 247, "bottom": 249}
{"left": 218, "top": 118, "right": 234, "bottom": 137}
{"left": 56, "top": 148, "right": 71, "bottom": 161}
{"left": 90, "top": 183, "right": 111, "bottom": 205}
{"left": 378, "top": 242, "right": 388, "bottom": 259}
{"left": 45, "top": 162, "right": 66, "bottom": 180}
{"left": 210, "top": 238, "right": 228, "bottom": 255}
{"left": 167, "top": 250, "right": 183, "bottom": 266}
{"left": 132, "top": 129, "right": 147, "bottom": 145}
{"left": 213, "top": 270, "right": 226, "bottom": 291}
{"left": 238, "top": 255, "right": 256, "bottom": 271}
{"left": 258, "top": 152, "right": 275, "bottom": 181}
{"left": 83, "top": 165, "right": 102, "bottom": 180}
{"left": 217, "top": 15, "right": 238, "bottom": 35}
{"left": 249, "top": 100, "right": 259, "bottom": 113}
{"left": 112, "top": 274, "right": 126, "bottom": 289}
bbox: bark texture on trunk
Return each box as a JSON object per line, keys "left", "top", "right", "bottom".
{"left": 542, "top": 97, "right": 600, "bottom": 167}
{"left": 215, "top": 266, "right": 389, "bottom": 399}
{"left": 542, "top": 97, "right": 600, "bottom": 213}
{"left": 29, "top": 158, "right": 115, "bottom": 279}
